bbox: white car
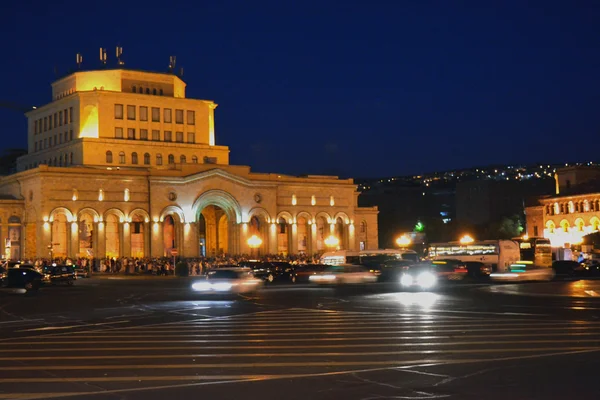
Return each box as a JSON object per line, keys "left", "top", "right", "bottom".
{"left": 309, "top": 264, "right": 378, "bottom": 285}
{"left": 490, "top": 263, "right": 555, "bottom": 282}
{"left": 191, "top": 268, "right": 263, "bottom": 294}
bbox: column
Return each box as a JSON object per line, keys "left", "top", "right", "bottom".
{"left": 269, "top": 222, "right": 278, "bottom": 254}
{"left": 151, "top": 220, "right": 163, "bottom": 258}
{"left": 310, "top": 223, "right": 317, "bottom": 254}
{"left": 70, "top": 221, "right": 78, "bottom": 258}
{"left": 144, "top": 222, "right": 150, "bottom": 258}
{"left": 122, "top": 221, "right": 131, "bottom": 257}
{"left": 290, "top": 223, "right": 298, "bottom": 254}
{"left": 97, "top": 221, "right": 106, "bottom": 259}
{"left": 348, "top": 222, "right": 356, "bottom": 251}
{"left": 239, "top": 222, "right": 249, "bottom": 255}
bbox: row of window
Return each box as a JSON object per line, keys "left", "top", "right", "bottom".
{"left": 34, "top": 130, "right": 75, "bottom": 152}
{"left": 25, "top": 153, "right": 75, "bottom": 170}
{"left": 290, "top": 194, "right": 335, "bottom": 207}
{"left": 546, "top": 200, "right": 600, "bottom": 215}
{"left": 115, "top": 104, "right": 194, "bottom": 125}
{"left": 106, "top": 151, "right": 217, "bottom": 165}
{"left": 114, "top": 127, "right": 195, "bottom": 143}
{"left": 131, "top": 86, "right": 164, "bottom": 96}
{"left": 33, "top": 107, "right": 74, "bottom": 134}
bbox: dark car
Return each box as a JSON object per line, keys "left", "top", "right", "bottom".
{"left": 41, "top": 264, "right": 76, "bottom": 285}
{"left": 399, "top": 262, "right": 439, "bottom": 290}
{"left": 3, "top": 268, "right": 43, "bottom": 291}
{"left": 0, "top": 266, "right": 6, "bottom": 285}
{"left": 378, "top": 260, "right": 414, "bottom": 282}
{"left": 294, "top": 264, "right": 327, "bottom": 282}
{"left": 464, "top": 261, "right": 492, "bottom": 279}
{"left": 242, "top": 261, "right": 296, "bottom": 283}
{"left": 431, "top": 259, "right": 469, "bottom": 281}
{"left": 553, "top": 260, "right": 588, "bottom": 276}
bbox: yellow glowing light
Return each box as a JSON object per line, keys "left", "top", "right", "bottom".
{"left": 324, "top": 235, "right": 340, "bottom": 248}
{"left": 330, "top": 196, "right": 335, "bottom": 206}
{"left": 311, "top": 195, "right": 316, "bottom": 206}
{"left": 80, "top": 105, "right": 99, "bottom": 138}
{"left": 98, "top": 189, "right": 104, "bottom": 201}
{"left": 396, "top": 234, "right": 412, "bottom": 247}
{"left": 523, "top": 234, "right": 529, "bottom": 240}
{"left": 292, "top": 194, "right": 297, "bottom": 206}
{"left": 459, "top": 235, "right": 475, "bottom": 245}
{"left": 247, "top": 234, "right": 263, "bottom": 248}
{"left": 43, "top": 222, "right": 50, "bottom": 230}
{"left": 43, "top": 216, "right": 49, "bottom": 222}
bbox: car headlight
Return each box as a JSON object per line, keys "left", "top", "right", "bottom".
{"left": 416, "top": 272, "right": 437, "bottom": 289}
{"left": 400, "top": 274, "right": 414, "bottom": 286}
{"left": 212, "top": 282, "right": 233, "bottom": 291}
{"left": 192, "top": 281, "right": 212, "bottom": 291}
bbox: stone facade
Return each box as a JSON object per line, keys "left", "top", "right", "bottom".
{"left": 0, "top": 68, "right": 378, "bottom": 259}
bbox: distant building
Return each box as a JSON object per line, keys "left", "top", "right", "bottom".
{"left": 0, "top": 67, "right": 378, "bottom": 260}
{"left": 526, "top": 166, "right": 600, "bottom": 247}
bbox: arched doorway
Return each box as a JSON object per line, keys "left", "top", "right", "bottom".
{"left": 249, "top": 215, "right": 268, "bottom": 256}
{"left": 316, "top": 216, "right": 328, "bottom": 252}
{"left": 335, "top": 217, "right": 345, "bottom": 250}
{"left": 130, "top": 213, "right": 146, "bottom": 258}
{"left": 163, "top": 215, "right": 176, "bottom": 256}
{"left": 197, "top": 205, "right": 229, "bottom": 257}
{"left": 297, "top": 217, "right": 309, "bottom": 254}
{"left": 78, "top": 212, "right": 95, "bottom": 257}
{"left": 51, "top": 214, "right": 68, "bottom": 258}
{"left": 105, "top": 214, "right": 120, "bottom": 258}
{"left": 277, "top": 218, "right": 290, "bottom": 256}
{"left": 7, "top": 216, "right": 21, "bottom": 260}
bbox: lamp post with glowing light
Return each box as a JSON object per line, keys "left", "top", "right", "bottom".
{"left": 396, "top": 234, "right": 412, "bottom": 248}
{"left": 324, "top": 235, "right": 340, "bottom": 250}
{"left": 459, "top": 235, "right": 475, "bottom": 245}
{"left": 247, "top": 234, "right": 262, "bottom": 259}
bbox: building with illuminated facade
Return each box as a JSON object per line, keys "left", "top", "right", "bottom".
{"left": 526, "top": 166, "right": 600, "bottom": 248}
{"left": 0, "top": 68, "right": 378, "bottom": 260}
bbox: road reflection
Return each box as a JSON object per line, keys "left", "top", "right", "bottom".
{"left": 390, "top": 292, "right": 439, "bottom": 309}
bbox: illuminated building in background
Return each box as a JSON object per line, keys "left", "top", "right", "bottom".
{"left": 526, "top": 166, "right": 600, "bottom": 247}
{"left": 0, "top": 65, "right": 378, "bottom": 259}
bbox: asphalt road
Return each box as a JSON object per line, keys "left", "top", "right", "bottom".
{"left": 1, "top": 277, "right": 600, "bottom": 400}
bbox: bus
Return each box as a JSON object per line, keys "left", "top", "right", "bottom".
{"left": 320, "top": 249, "right": 420, "bottom": 266}
{"left": 511, "top": 237, "right": 552, "bottom": 268}
{"left": 427, "top": 240, "right": 520, "bottom": 273}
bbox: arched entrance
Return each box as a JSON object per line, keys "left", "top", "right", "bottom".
{"left": 51, "top": 214, "right": 68, "bottom": 258}
{"left": 7, "top": 216, "right": 21, "bottom": 260}
{"left": 130, "top": 211, "right": 148, "bottom": 258}
{"left": 105, "top": 214, "right": 120, "bottom": 258}
{"left": 78, "top": 212, "right": 95, "bottom": 257}
{"left": 335, "top": 217, "right": 345, "bottom": 250}
{"left": 192, "top": 190, "right": 242, "bottom": 257}
{"left": 163, "top": 215, "right": 176, "bottom": 255}
{"left": 315, "top": 216, "right": 329, "bottom": 252}
{"left": 297, "top": 216, "right": 309, "bottom": 254}
{"left": 277, "top": 217, "right": 290, "bottom": 256}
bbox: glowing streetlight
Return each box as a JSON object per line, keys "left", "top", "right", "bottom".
{"left": 522, "top": 234, "right": 529, "bottom": 240}
{"left": 247, "top": 235, "right": 262, "bottom": 258}
{"left": 459, "top": 235, "right": 474, "bottom": 245}
{"left": 324, "top": 235, "right": 340, "bottom": 249}
{"left": 396, "top": 234, "right": 412, "bottom": 247}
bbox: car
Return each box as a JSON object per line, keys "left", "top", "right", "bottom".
{"left": 41, "top": 264, "right": 76, "bottom": 286}
{"left": 74, "top": 266, "right": 90, "bottom": 278}
{"left": 240, "top": 261, "right": 296, "bottom": 283}
{"left": 191, "top": 268, "right": 263, "bottom": 294}
{"left": 553, "top": 260, "right": 586, "bottom": 276}
{"left": 398, "top": 262, "right": 439, "bottom": 290}
{"left": 3, "top": 268, "right": 43, "bottom": 291}
{"left": 0, "top": 266, "right": 6, "bottom": 285}
{"left": 309, "top": 264, "right": 378, "bottom": 285}
{"left": 294, "top": 264, "right": 328, "bottom": 283}
{"left": 378, "top": 260, "right": 415, "bottom": 282}
{"left": 490, "top": 262, "right": 555, "bottom": 282}
{"left": 431, "top": 260, "right": 469, "bottom": 281}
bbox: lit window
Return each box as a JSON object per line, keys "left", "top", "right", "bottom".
{"left": 131, "top": 152, "right": 138, "bottom": 164}
{"left": 106, "top": 151, "right": 113, "bottom": 163}
{"left": 119, "top": 151, "right": 125, "bottom": 164}
{"left": 127, "top": 105, "right": 136, "bottom": 120}
{"left": 115, "top": 104, "right": 123, "bottom": 119}
{"left": 132, "top": 86, "right": 137, "bottom": 93}
{"left": 175, "top": 109, "right": 184, "bottom": 124}
{"left": 311, "top": 195, "right": 316, "bottom": 206}
{"left": 187, "top": 132, "right": 195, "bottom": 143}
{"left": 115, "top": 127, "right": 123, "bottom": 139}
{"left": 124, "top": 188, "right": 130, "bottom": 202}
{"left": 187, "top": 110, "right": 195, "bottom": 125}
{"left": 292, "top": 194, "right": 297, "bottom": 206}
{"left": 140, "top": 106, "right": 148, "bottom": 121}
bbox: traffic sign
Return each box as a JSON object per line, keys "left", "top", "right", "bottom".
{"left": 171, "top": 249, "right": 178, "bottom": 256}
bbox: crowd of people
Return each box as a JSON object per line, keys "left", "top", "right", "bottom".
{"left": 25, "top": 253, "right": 325, "bottom": 277}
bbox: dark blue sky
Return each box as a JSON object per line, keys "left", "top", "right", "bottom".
{"left": 1, "top": 0, "right": 599, "bottom": 178}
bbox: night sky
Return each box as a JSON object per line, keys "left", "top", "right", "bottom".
{"left": 1, "top": 0, "right": 599, "bottom": 178}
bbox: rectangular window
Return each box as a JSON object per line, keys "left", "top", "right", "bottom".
{"left": 54, "top": 134, "right": 57, "bottom": 145}
{"left": 115, "top": 127, "right": 123, "bottom": 139}
{"left": 152, "top": 130, "right": 160, "bottom": 141}
{"left": 69, "top": 129, "right": 74, "bottom": 141}
{"left": 44, "top": 117, "right": 48, "bottom": 131}
{"left": 34, "top": 120, "right": 37, "bottom": 135}
{"left": 164, "top": 131, "right": 172, "bottom": 142}
{"left": 58, "top": 133, "right": 62, "bottom": 144}
{"left": 152, "top": 107, "right": 160, "bottom": 122}
{"left": 175, "top": 109, "right": 184, "bottom": 124}
{"left": 64, "top": 131, "right": 68, "bottom": 142}
{"left": 127, "top": 128, "right": 135, "bottom": 139}
{"left": 69, "top": 107, "right": 73, "bottom": 123}
{"left": 127, "top": 105, "right": 136, "bottom": 120}
{"left": 49, "top": 115, "right": 53, "bottom": 130}
{"left": 115, "top": 104, "right": 123, "bottom": 119}
{"left": 140, "top": 106, "right": 148, "bottom": 121}
{"left": 187, "top": 110, "right": 195, "bottom": 125}
{"left": 59, "top": 111, "right": 63, "bottom": 126}
{"left": 187, "top": 132, "right": 195, "bottom": 143}
{"left": 53, "top": 113, "right": 57, "bottom": 128}
{"left": 34, "top": 142, "right": 38, "bottom": 151}
{"left": 44, "top": 138, "right": 47, "bottom": 148}
{"left": 140, "top": 129, "right": 148, "bottom": 140}
{"left": 64, "top": 108, "right": 68, "bottom": 124}
{"left": 176, "top": 131, "right": 183, "bottom": 142}
{"left": 164, "top": 108, "right": 172, "bottom": 123}
{"left": 49, "top": 136, "right": 53, "bottom": 147}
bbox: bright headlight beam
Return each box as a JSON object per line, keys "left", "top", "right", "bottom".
{"left": 416, "top": 271, "right": 437, "bottom": 289}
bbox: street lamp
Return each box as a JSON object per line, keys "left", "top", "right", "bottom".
{"left": 459, "top": 235, "right": 475, "bottom": 245}
{"left": 324, "top": 235, "right": 340, "bottom": 250}
{"left": 247, "top": 234, "right": 262, "bottom": 259}
{"left": 396, "top": 234, "right": 412, "bottom": 247}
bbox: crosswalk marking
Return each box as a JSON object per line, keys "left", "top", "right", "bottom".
{"left": 1, "top": 307, "right": 600, "bottom": 399}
